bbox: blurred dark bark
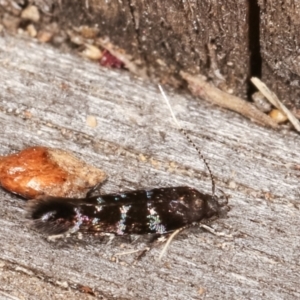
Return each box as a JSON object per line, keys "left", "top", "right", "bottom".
{"left": 259, "top": 0, "right": 300, "bottom": 113}
{"left": 2, "top": 1, "right": 299, "bottom": 112}
{"left": 0, "top": 0, "right": 250, "bottom": 98}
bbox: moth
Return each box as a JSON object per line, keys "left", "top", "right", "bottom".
{"left": 27, "top": 86, "right": 229, "bottom": 237}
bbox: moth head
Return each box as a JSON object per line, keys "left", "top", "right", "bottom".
{"left": 205, "top": 192, "right": 230, "bottom": 218}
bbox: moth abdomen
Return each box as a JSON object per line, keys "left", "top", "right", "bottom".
{"left": 27, "top": 197, "right": 81, "bottom": 235}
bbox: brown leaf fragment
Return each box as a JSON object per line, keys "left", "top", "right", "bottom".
{"left": 0, "top": 147, "right": 106, "bottom": 199}
{"left": 78, "top": 285, "right": 95, "bottom": 296}
{"left": 97, "top": 38, "right": 148, "bottom": 78}
{"left": 180, "top": 71, "right": 278, "bottom": 129}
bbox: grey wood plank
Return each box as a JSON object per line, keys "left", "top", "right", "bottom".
{"left": 0, "top": 35, "right": 299, "bottom": 300}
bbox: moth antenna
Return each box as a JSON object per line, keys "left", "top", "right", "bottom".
{"left": 158, "top": 85, "right": 216, "bottom": 196}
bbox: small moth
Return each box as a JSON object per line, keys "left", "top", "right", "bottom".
{"left": 27, "top": 86, "right": 229, "bottom": 237}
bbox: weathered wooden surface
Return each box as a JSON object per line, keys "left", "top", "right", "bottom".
{"left": 0, "top": 35, "right": 300, "bottom": 299}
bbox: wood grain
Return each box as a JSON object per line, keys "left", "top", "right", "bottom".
{"left": 0, "top": 35, "right": 299, "bottom": 300}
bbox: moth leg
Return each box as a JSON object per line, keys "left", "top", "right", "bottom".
{"left": 112, "top": 234, "right": 161, "bottom": 261}
{"left": 47, "top": 232, "right": 71, "bottom": 242}
{"left": 46, "top": 225, "right": 84, "bottom": 242}
{"left": 134, "top": 247, "right": 151, "bottom": 261}
{"left": 104, "top": 232, "right": 116, "bottom": 245}
{"left": 199, "top": 223, "right": 233, "bottom": 238}
{"left": 127, "top": 234, "right": 141, "bottom": 244}
{"left": 86, "top": 179, "right": 108, "bottom": 198}
{"left": 130, "top": 233, "right": 160, "bottom": 244}
{"left": 158, "top": 227, "right": 189, "bottom": 260}
{"left": 132, "top": 234, "right": 163, "bottom": 260}
{"left": 134, "top": 231, "right": 183, "bottom": 261}
{"left": 136, "top": 233, "right": 173, "bottom": 261}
